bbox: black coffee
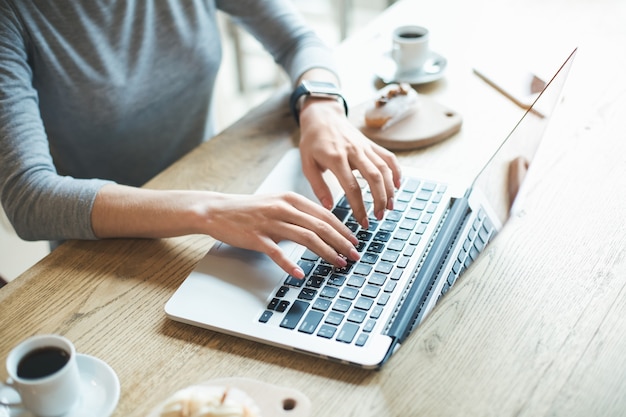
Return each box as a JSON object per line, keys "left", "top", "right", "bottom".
{"left": 17, "top": 346, "right": 70, "bottom": 379}
{"left": 399, "top": 32, "right": 425, "bottom": 39}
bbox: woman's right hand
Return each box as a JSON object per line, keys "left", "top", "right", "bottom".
{"left": 92, "top": 185, "right": 359, "bottom": 279}
{"left": 195, "top": 191, "right": 361, "bottom": 279}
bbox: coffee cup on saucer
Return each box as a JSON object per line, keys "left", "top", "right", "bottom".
{"left": 2, "top": 334, "right": 81, "bottom": 417}
{"left": 1, "top": 334, "right": 121, "bottom": 417}
{"left": 391, "top": 25, "right": 430, "bottom": 76}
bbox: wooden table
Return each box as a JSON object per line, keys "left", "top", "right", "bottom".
{"left": 2, "top": 0, "right": 626, "bottom": 416}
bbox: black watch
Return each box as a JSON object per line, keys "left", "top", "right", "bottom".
{"left": 289, "top": 80, "right": 348, "bottom": 125}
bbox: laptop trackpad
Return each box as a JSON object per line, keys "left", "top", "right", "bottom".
{"left": 189, "top": 240, "right": 299, "bottom": 308}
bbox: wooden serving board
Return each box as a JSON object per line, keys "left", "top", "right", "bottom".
{"left": 146, "top": 377, "right": 311, "bottom": 417}
{"left": 349, "top": 95, "right": 462, "bottom": 150}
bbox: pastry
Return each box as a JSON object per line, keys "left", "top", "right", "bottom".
{"left": 364, "top": 83, "right": 419, "bottom": 129}
{"left": 158, "top": 385, "right": 261, "bottom": 417}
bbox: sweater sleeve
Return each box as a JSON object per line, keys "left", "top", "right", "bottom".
{"left": 216, "top": 0, "right": 339, "bottom": 86}
{"left": 0, "top": 3, "right": 112, "bottom": 242}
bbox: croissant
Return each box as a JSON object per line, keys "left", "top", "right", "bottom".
{"left": 159, "top": 385, "right": 261, "bottom": 417}
{"left": 364, "top": 83, "right": 419, "bottom": 129}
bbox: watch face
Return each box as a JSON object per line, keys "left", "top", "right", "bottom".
{"left": 302, "top": 80, "right": 341, "bottom": 95}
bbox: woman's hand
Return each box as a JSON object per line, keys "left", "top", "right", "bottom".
{"left": 198, "top": 191, "right": 361, "bottom": 279}
{"left": 92, "top": 185, "right": 359, "bottom": 279}
{"left": 298, "top": 98, "right": 402, "bottom": 230}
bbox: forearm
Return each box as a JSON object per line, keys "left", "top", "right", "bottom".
{"left": 91, "top": 183, "right": 361, "bottom": 277}
{"left": 296, "top": 67, "right": 339, "bottom": 86}
{"left": 91, "top": 184, "right": 210, "bottom": 239}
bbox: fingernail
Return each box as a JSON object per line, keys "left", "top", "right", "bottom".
{"left": 291, "top": 266, "right": 305, "bottom": 279}
{"left": 387, "top": 197, "right": 394, "bottom": 210}
{"left": 321, "top": 197, "right": 333, "bottom": 210}
{"left": 335, "top": 256, "right": 348, "bottom": 267}
{"left": 361, "top": 218, "right": 369, "bottom": 229}
{"left": 375, "top": 210, "right": 384, "bottom": 220}
{"left": 349, "top": 248, "right": 360, "bottom": 261}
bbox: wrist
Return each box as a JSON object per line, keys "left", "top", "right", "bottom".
{"left": 298, "top": 97, "right": 347, "bottom": 126}
{"left": 289, "top": 80, "right": 348, "bottom": 125}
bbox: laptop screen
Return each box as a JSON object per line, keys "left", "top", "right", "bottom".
{"left": 471, "top": 49, "right": 576, "bottom": 224}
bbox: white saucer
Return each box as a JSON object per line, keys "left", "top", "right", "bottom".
{"left": 3, "top": 354, "right": 120, "bottom": 417}
{"left": 375, "top": 50, "right": 447, "bottom": 85}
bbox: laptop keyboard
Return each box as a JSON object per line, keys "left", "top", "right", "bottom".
{"left": 258, "top": 174, "right": 455, "bottom": 346}
{"left": 440, "top": 208, "right": 495, "bottom": 297}
{"left": 257, "top": 172, "right": 497, "bottom": 347}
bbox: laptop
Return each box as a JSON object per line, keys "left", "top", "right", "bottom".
{"left": 165, "top": 49, "right": 576, "bottom": 369}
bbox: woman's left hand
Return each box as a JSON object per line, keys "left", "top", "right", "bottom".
{"left": 298, "top": 98, "right": 402, "bottom": 230}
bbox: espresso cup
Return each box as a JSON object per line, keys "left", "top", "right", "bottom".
{"left": 391, "top": 25, "right": 430, "bottom": 74}
{"left": 3, "top": 334, "right": 81, "bottom": 417}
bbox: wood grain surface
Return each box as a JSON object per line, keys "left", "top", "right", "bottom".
{"left": 2, "top": 0, "right": 626, "bottom": 416}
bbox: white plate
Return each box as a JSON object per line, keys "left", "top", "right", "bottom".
{"left": 146, "top": 377, "right": 311, "bottom": 417}
{"left": 2, "top": 354, "right": 120, "bottom": 417}
{"left": 375, "top": 50, "right": 447, "bottom": 84}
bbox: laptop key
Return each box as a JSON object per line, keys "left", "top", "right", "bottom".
{"left": 276, "top": 300, "right": 290, "bottom": 312}
{"left": 374, "top": 231, "right": 391, "bottom": 242}
{"left": 355, "top": 297, "right": 374, "bottom": 311}
{"left": 361, "top": 252, "right": 379, "bottom": 264}
{"left": 312, "top": 298, "right": 332, "bottom": 311}
{"left": 346, "top": 275, "right": 366, "bottom": 288}
{"left": 333, "top": 299, "right": 352, "bottom": 312}
{"left": 370, "top": 305, "right": 384, "bottom": 319}
{"left": 362, "top": 284, "right": 380, "bottom": 298}
{"left": 355, "top": 333, "right": 369, "bottom": 347}
{"left": 299, "top": 310, "right": 324, "bottom": 334}
{"left": 276, "top": 286, "right": 289, "bottom": 297}
{"left": 337, "top": 322, "right": 359, "bottom": 343}
{"left": 339, "top": 287, "right": 359, "bottom": 300}
{"left": 367, "top": 242, "right": 385, "bottom": 253}
{"left": 298, "top": 288, "right": 317, "bottom": 300}
{"left": 306, "top": 276, "right": 325, "bottom": 288}
{"left": 284, "top": 275, "right": 305, "bottom": 287}
{"left": 356, "top": 230, "right": 373, "bottom": 242}
{"left": 259, "top": 311, "right": 273, "bottom": 323}
{"left": 333, "top": 207, "right": 350, "bottom": 222}
{"left": 313, "top": 264, "right": 333, "bottom": 277}
{"left": 353, "top": 264, "right": 373, "bottom": 276}
{"left": 404, "top": 178, "right": 420, "bottom": 192}
{"left": 267, "top": 298, "right": 280, "bottom": 310}
{"left": 280, "top": 300, "right": 309, "bottom": 329}
{"left": 375, "top": 261, "right": 394, "bottom": 275}
{"left": 317, "top": 324, "right": 337, "bottom": 339}
{"left": 325, "top": 311, "right": 345, "bottom": 326}
{"left": 320, "top": 286, "right": 339, "bottom": 299}
{"left": 377, "top": 293, "right": 390, "bottom": 306}
{"left": 347, "top": 309, "right": 367, "bottom": 323}
{"left": 368, "top": 273, "right": 386, "bottom": 286}
{"left": 363, "top": 319, "right": 376, "bottom": 333}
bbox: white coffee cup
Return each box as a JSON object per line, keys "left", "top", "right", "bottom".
{"left": 391, "top": 25, "right": 430, "bottom": 74}
{"left": 3, "top": 334, "right": 81, "bottom": 417}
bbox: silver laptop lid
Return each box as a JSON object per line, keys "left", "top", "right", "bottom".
{"left": 471, "top": 48, "right": 577, "bottom": 224}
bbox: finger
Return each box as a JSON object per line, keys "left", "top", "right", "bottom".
{"left": 352, "top": 150, "right": 395, "bottom": 221}
{"left": 281, "top": 191, "right": 358, "bottom": 244}
{"left": 301, "top": 155, "right": 369, "bottom": 229}
{"left": 282, "top": 194, "right": 360, "bottom": 259}
{"left": 332, "top": 167, "right": 368, "bottom": 229}
{"left": 282, "top": 223, "right": 360, "bottom": 268}
{"left": 300, "top": 160, "right": 335, "bottom": 210}
{"left": 371, "top": 147, "right": 398, "bottom": 213}
{"left": 373, "top": 144, "right": 403, "bottom": 189}
{"left": 256, "top": 236, "right": 306, "bottom": 278}
{"left": 260, "top": 213, "right": 357, "bottom": 270}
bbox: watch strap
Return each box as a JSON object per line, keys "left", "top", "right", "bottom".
{"left": 289, "top": 82, "right": 348, "bottom": 125}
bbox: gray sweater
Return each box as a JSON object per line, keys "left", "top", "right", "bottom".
{"left": 0, "top": 0, "right": 336, "bottom": 241}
